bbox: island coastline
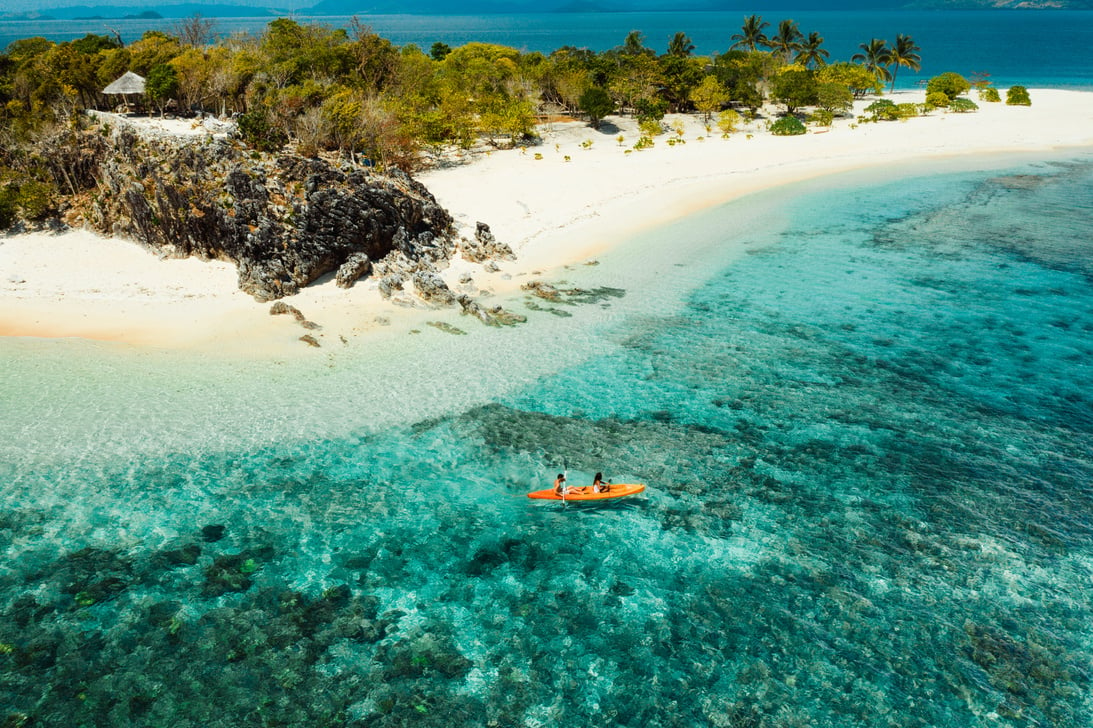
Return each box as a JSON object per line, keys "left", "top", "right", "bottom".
{"left": 2, "top": 88, "right": 1092, "bottom": 354}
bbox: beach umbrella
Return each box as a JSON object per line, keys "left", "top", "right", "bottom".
{"left": 102, "top": 71, "right": 146, "bottom": 110}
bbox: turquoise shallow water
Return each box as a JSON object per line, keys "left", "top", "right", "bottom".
{"left": 2, "top": 154, "right": 1093, "bottom": 726}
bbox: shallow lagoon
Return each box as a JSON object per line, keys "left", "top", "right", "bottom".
{"left": 2, "top": 153, "right": 1092, "bottom": 727}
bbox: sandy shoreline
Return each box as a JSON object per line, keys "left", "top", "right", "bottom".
{"left": 3, "top": 88, "right": 1092, "bottom": 354}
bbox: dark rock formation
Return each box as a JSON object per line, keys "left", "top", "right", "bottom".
{"left": 335, "top": 252, "right": 371, "bottom": 288}
{"left": 87, "top": 129, "right": 455, "bottom": 302}
{"left": 461, "top": 221, "right": 515, "bottom": 263}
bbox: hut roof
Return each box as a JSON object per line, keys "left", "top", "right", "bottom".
{"left": 103, "top": 71, "right": 146, "bottom": 95}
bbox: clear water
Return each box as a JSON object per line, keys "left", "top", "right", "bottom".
{"left": 2, "top": 10, "right": 1093, "bottom": 89}
{"left": 2, "top": 154, "right": 1093, "bottom": 726}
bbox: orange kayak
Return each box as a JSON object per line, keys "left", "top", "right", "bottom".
{"left": 527, "top": 483, "right": 646, "bottom": 501}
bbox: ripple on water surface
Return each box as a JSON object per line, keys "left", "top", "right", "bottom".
{"left": 1, "top": 154, "right": 1092, "bottom": 727}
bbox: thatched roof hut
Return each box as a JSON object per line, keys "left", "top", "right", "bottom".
{"left": 103, "top": 71, "right": 146, "bottom": 95}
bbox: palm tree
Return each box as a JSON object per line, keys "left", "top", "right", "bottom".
{"left": 852, "top": 38, "right": 892, "bottom": 86}
{"left": 729, "top": 14, "right": 770, "bottom": 52}
{"left": 768, "top": 19, "right": 804, "bottom": 63}
{"left": 667, "top": 32, "right": 695, "bottom": 58}
{"left": 794, "top": 31, "right": 829, "bottom": 69}
{"left": 886, "top": 33, "right": 922, "bottom": 93}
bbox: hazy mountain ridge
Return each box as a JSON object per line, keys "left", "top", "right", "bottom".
{"left": 5, "top": 0, "right": 1089, "bottom": 21}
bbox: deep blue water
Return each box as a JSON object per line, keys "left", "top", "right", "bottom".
{"left": 1, "top": 154, "right": 1092, "bottom": 726}
{"left": 1, "top": 10, "right": 1092, "bottom": 88}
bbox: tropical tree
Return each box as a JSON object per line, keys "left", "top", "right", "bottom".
{"left": 666, "top": 32, "right": 695, "bottom": 58}
{"left": 690, "top": 75, "right": 728, "bottom": 123}
{"left": 818, "top": 61, "right": 882, "bottom": 98}
{"left": 770, "top": 67, "right": 817, "bottom": 114}
{"left": 795, "top": 31, "right": 829, "bottom": 69}
{"left": 729, "top": 15, "right": 769, "bottom": 52}
{"left": 852, "top": 38, "right": 891, "bottom": 87}
{"left": 886, "top": 33, "right": 921, "bottom": 93}
{"left": 768, "top": 20, "right": 803, "bottom": 63}
{"left": 621, "top": 30, "right": 653, "bottom": 57}
{"left": 925, "top": 71, "right": 970, "bottom": 101}
{"left": 578, "top": 86, "right": 614, "bottom": 128}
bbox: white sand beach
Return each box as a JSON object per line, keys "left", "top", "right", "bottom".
{"left": 2, "top": 89, "right": 1092, "bottom": 353}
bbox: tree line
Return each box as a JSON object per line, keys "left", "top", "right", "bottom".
{"left": 0, "top": 15, "right": 933, "bottom": 225}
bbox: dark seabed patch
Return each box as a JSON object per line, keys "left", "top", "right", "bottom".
{"left": 2, "top": 157, "right": 1093, "bottom": 727}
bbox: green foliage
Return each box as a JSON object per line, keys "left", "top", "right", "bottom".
{"left": 949, "top": 97, "right": 979, "bottom": 113}
{"left": 429, "top": 42, "right": 451, "bottom": 62}
{"left": 894, "top": 103, "right": 918, "bottom": 119}
{"left": 815, "top": 81, "right": 853, "bottom": 114}
{"left": 633, "top": 135, "right": 654, "bottom": 150}
{"left": 979, "top": 86, "right": 1001, "bottom": 103}
{"left": 689, "top": 75, "right": 728, "bottom": 122}
{"left": 807, "top": 108, "right": 834, "bottom": 126}
{"left": 634, "top": 97, "right": 667, "bottom": 125}
{"left": 1006, "top": 85, "right": 1031, "bottom": 106}
{"left": 770, "top": 116, "right": 806, "bottom": 136}
{"left": 146, "top": 63, "right": 180, "bottom": 112}
{"left": 926, "top": 72, "right": 970, "bottom": 101}
{"left": 925, "top": 91, "right": 950, "bottom": 109}
{"left": 716, "top": 109, "right": 741, "bottom": 135}
{"left": 638, "top": 118, "right": 663, "bottom": 136}
{"left": 866, "top": 98, "right": 898, "bottom": 120}
{"left": 770, "top": 68, "right": 817, "bottom": 114}
{"left": 4, "top": 179, "right": 57, "bottom": 221}
{"left": 0, "top": 185, "right": 17, "bottom": 230}
{"left": 237, "top": 108, "right": 287, "bottom": 152}
{"left": 818, "top": 61, "right": 881, "bottom": 98}
{"left": 578, "top": 86, "right": 614, "bottom": 128}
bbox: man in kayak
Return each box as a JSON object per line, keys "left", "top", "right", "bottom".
{"left": 554, "top": 473, "right": 568, "bottom": 496}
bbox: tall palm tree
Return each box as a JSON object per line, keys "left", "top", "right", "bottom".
{"left": 886, "top": 33, "right": 922, "bottom": 93}
{"left": 794, "top": 31, "right": 829, "bottom": 69}
{"left": 667, "top": 32, "right": 695, "bottom": 58}
{"left": 768, "top": 19, "right": 804, "bottom": 63}
{"left": 852, "top": 38, "right": 892, "bottom": 86}
{"left": 729, "top": 14, "right": 770, "bottom": 52}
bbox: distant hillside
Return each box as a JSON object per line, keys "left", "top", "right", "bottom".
{"left": 35, "top": 3, "right": 280, "bottom": 19}
{"left": 10, "top": 0, "right": 1091, "bottom": 20}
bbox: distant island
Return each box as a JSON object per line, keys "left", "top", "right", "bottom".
{"left": 4, "top": 0, "right": 1092, "bottom": 20}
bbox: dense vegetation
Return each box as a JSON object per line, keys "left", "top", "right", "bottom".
{"left": 0, "top": 16, "right": 978, "bottom": 229}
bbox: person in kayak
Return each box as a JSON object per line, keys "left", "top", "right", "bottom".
{"left": 593, "top": 472, "right": 610, "bottom": 493}
{"left": 554, "top": 473, "right": 568, "bottom": 496}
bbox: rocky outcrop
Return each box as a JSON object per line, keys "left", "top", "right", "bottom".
{"left": 87, "top": 129, "right": 455, "bottom": 302}
{"left": 461, "top": 221, "right": 515, "bottom": 263}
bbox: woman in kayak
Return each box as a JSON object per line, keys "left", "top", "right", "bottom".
{"left": 593, "top": 473, "right": 610, "bottom": 493}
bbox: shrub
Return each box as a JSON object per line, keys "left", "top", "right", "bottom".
{"left": 866, "top": 98, "right": 898, "bottom": 121}
{"left": 16, "top": 180, "right": 56, "bottom": 220}
{"left": 578, "top": 87, "right": 614, "bottom": 129}
{"left": 634, "top": 98, "right": 667, "bottom": 125}
{"left": 237, "top": 110, "right": 287, "bottom": 152}
{"left": 0, "top": 186, "right": 16, "bottom": 229}
{"left": 894, "top": 103, "right": 919, "bottom": 119}
{"left": 925, "top": 91, "right": 950, "bottom": 109}
{"left": 816, "top": 82, "right": 854, "bottom": 115}
{"left": 770, "top": 116, "right": 807, "bottom": 136}
{"left": 807, "top": 109, "right": 834, "bottom": 127}
{"left": 639, "top": 118, "right": 663, "bottom": 136}
{"left": 1006, "top": 86, "right": 1031, "bottom": 106}
{"left": 950, "top": 98, "right": 979, "bottom": 113}
{"left": 716, "top": 109, "right": 741, "bottom": 135}
{"left": 926, "top": 72, "right": 971, "bottom": 101}
{"left": 634, "top": 135, "right": 654, "bottom": 150}
{"left": 979, "top": 87, "right": 1001, "bottom": 103}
